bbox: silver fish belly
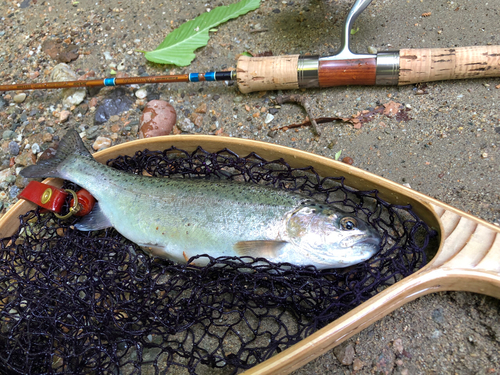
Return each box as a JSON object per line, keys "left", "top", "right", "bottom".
{"left": 20, "top": 130, "right": 382, "bottom": 269}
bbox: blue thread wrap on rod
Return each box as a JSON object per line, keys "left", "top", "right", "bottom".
{"left": 103, "top": 78, "right": 116, "bottom": 86}
{"left": 205, "top": 72, "right": 216, "bottom": 81}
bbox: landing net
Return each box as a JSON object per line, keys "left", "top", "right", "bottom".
{"left": 0, "top": 146, "right": 436, "bottom": 374}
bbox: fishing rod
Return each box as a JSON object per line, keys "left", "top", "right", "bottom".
{"left": 0, "top": 71, "right": 236, "bottom": 92}
{"left": 1, "top": 0, "right": 499, "bottom": 94}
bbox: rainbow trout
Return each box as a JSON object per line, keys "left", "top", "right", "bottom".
{"left": 20, "top": 130, "right": 381, "bottom": 269}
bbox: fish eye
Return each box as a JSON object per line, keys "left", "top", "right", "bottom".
{"left": 340, "top": 217, "right": 358, "bottom": 230}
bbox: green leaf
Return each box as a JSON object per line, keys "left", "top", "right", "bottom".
{"left": 240, "top": 51, "right": 253, "bottom": 57}
{"left": 334, "top": 150, "right": 342, "bottom": 161}
{"left": 350, "top": 27, "right": 359, "bottom": 35}
{"left": 144, "top": 0, "right": 261, "bottom": 66}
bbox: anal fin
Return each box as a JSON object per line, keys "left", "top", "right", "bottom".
{"left": 74, "top": 203, "right": 112, "bottom": 231}
{"left": 233, "top": 240, "right": 287, "bottom": 258}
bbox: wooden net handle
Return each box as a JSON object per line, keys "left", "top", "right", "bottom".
{"left": 243, "top": 204, "right": 500, "bottom": 375}
{"left": 399, "top": 46, "right": 500, "bottom": 85}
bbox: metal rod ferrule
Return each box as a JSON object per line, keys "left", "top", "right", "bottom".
{"left": 376, "top": 51, "right": 400, "bottom": 85}
{"left": 298, "top": 56, "right": 319, "bottom": 88}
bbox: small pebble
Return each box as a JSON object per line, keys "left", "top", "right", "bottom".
{"left": 178, "top": 118, "right": 195, "bottom": 132}
{"left": 31, "top": 143, "right": 41, "bottom": 154}
{"left": 63, "top": 89, "right": 86, "bottom": 107}
{"left": 0, "top": 169, "right": 12, "bottom": 184}
{"left": 110, "top": 124, "right": 121, "bottom": 133}
{"left": 86, "top": 126, "right": 100, "bottom": 139}
{"left": 92, "top": 136, "right": 112, "bottom": 151}
{"left": 352, "top": 358, "right": 365, "bottom": 371}
{"left": 367, "top": 46, "right": 377, "bottom": 54}
{"left": 9, "top": 186, "right": 21, "bottom": 199}
{"left": 195, "top": 103, "right": 207, "bottom": 113}
{"left": 264, "top": 113, "right": 274, "bottom": 124}
{"left": 135, "top": 88, "right": 148, "bottom": 99}
{"left": 15, "top": 174, "right": 29, "bottom": 189}
{"left": 94, "top": 89, "right": 133, "bottom": 124}
{"left": 15, "top": 152, "right": 30, "bottom": 167}
{"left": 342, "top": 156, "right": 354, "bottom": 165}
{"left": 375, "top": 347, "right": 396, "bottom": 374}
{"left": 190, "top": 113, "right": 203, "bottom": 127}
{"left": 38, "top": 145, "right": 59, "bottom": 162}
{"left": 8, "top": 141, "right": 20, "bottom": 156}
{"left": 333, "top": 343, "right": 355, "bottom": 366}
{"left": 393, "top": 339, "right": 404, "bottom": 355}
{"left": 43, "top": 133, "right": 53, "bottom": 143}
{"left": 481, "top": 152, "right": 488, "bottom": 158}
{"left": 59, "top": 110, "right": 71, "bottom": 122}
{"left": 2, "top": 130, "right": 14, "bottom": 140}
{"left": 13, "top": 93, "right": 27, "bottom": 104}
{"left": 139, "top": 100, "right": 177, "bottom": 138}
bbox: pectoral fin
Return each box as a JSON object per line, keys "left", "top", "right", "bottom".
{"left": 74, "top": 203, "right": 112, "bottom": 231}
{"left": 233, "top": 240, "right": 287, "bottom": 258}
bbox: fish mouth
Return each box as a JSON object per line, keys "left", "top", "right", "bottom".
{"left": 357, "top": 236, "right": 381, "bottom": 248}
{"left": 339, "top": 234, "right": 380, "bottom": 248}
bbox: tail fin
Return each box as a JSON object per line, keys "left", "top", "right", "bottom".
{"left": 20, "top": 129, "right": 92, "bottom": 178}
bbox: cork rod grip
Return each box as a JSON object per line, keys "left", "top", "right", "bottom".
{"left": 399, "top": 46, "right": 500, "bottom": 85}
{"left": 236, "top": 55, "right": 300, "bottom": 94}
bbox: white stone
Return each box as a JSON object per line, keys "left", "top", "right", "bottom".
{"left": 50, "top": 63, "right": 86, "bottom": 107}
{"left": 264, "top": 113, "right": 275, "bottom": 124}
{"left": 135, "top": 88, "right": 147, "bottom": 99}
{"left": 31, "top": 143, "right": 40, "bottom": 154}
{"left": 13, "top": 93, "right": 27, "bottom": 103}
{"left": 0, "top": 169, "right": 12, "bottom": 184}
{"left": 92, "top": 136, "right": 112, "bottom": 151}
{"left": 62, "top": 89, "right": 86, "bottom": 107}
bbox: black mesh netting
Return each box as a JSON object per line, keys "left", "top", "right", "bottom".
{"left": 0, "top": 146, "right": 437, "bottom": 375}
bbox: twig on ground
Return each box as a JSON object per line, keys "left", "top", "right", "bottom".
{"left": 273, "top": 94, "right": 321, "bottom": 136}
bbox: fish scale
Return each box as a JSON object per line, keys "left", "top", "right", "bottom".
{"left": 20, "top": 130, "right": 381, "bottom": 269}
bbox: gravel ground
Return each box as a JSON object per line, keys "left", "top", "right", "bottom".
{"left": 0, "top": 0, "right": 499, "bottom": 374}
